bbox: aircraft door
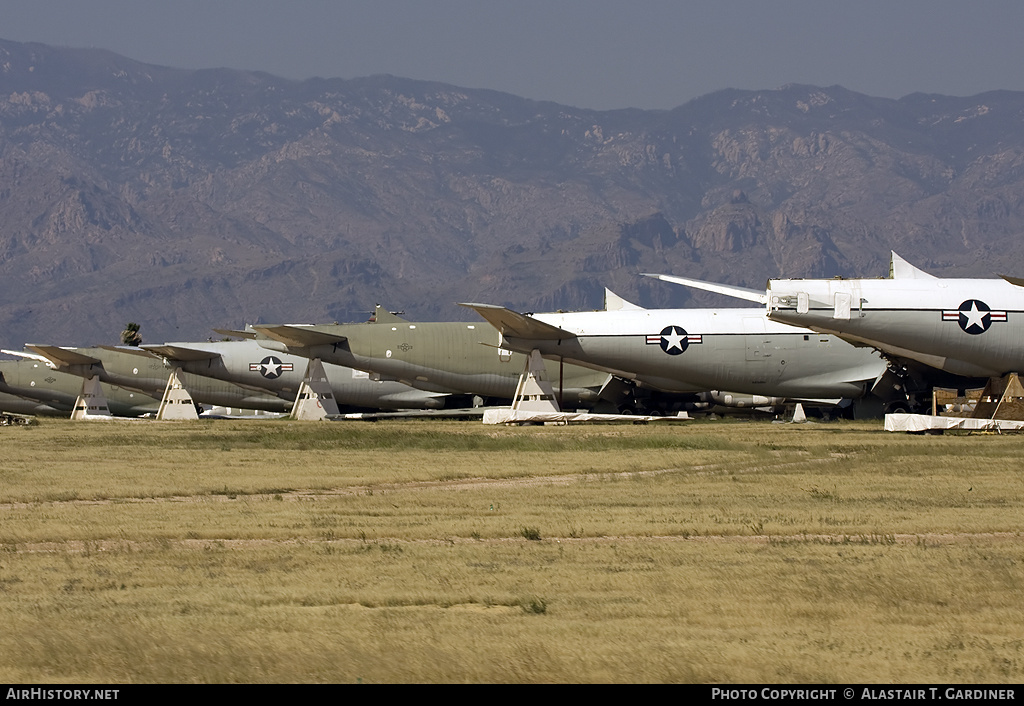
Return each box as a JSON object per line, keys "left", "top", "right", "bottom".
{"left": 743, "top": 317, "right": 783, "bottom": 384}
{"left": 743, "top": 317, "right": 771, "bottom": 362}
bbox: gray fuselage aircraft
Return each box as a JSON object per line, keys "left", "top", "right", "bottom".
{"left": 0, "top": 391, "right": 60, "bottom": 417}
{"left": 646, "top": 253, "right": 1022, "bottom": 398}
{"left": 250, "top": 307, "right": 632, "bottom": 411}
{"left": 460, "top": 302, "right": 898, "bottom": 416}
{"left": 0, "top": 358, "right": 161, "bottom": 416}
{"left": 141, "top": 338, "right": 454, "bottom": 411}
{"left": 18, "top": 345, "right": 290, "bottom": 412}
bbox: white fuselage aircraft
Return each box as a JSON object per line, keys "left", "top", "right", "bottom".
{"left": 647, "top": 253, "right": 1024, "bottom": 382}
{"left": 461, "top": 302, "right": 895, "bottom": 413}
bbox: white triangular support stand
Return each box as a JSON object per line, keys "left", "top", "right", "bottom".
{"left": 157, "top": 368, "right": 199, "bottom": 420}
{"left": 511, "top": 350, "right": 560, "bottom": 413}
{"left": 291, "top": 358, "right": 340, "bottom": 420}
{"left": 484, "top": 349, "right": 671, "bottom": 424}
{"left": 71, "top": 375, "right": 112, "bottom": 420}
{"left": 791, "top": 403, "right": 807, "bottom": 423}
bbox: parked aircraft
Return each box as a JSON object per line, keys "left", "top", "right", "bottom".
{"left": 460, "top": 301, "right": 900, "bottom": 416}
{"left": 0, "top": 358, "right": 161, "bottom": 416}
{"left": 0, "top": 390, "right": 63, "bottom": 417}
{"left": 645, "top": 253, "right": 1018, "bottom": 395}
{"left": 15, "top": 345, "right": 290, "bottom": 412}
{"left": 249, "top": 306, "right": 638, "bottom": 412}
{"left": 141, "top": 338, "right": 455, "bottom": 411}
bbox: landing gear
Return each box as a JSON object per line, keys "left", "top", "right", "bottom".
{"left": 883, "top": 401, "right": 912, "bottom": 415}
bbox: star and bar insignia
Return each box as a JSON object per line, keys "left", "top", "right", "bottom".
{"left": 645, "top": 325, "right": 702, "bottom": 355}
{"left": 249, "top": 356, "right": 294, "bottom": 379}
{"left": 941, "top": 299, "right": 1007, "bottom": 335}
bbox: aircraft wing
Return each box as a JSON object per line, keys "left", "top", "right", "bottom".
{"left": 640, "top": 273, "right": 768, "bottom": 304}
{"left": 254, "top": 325, "right": 348, "bottom": 348}
{"left": 95, "top": 345, "right": 164, "bottom": 359}
{"left": 24, "top": 345, "right": 101, "bottom": 368}
{"left": 459, "top": 303, "right": 575, "bottom": 340}
{"left": 140, "top": 344, "right": 222, "bottom": 362}
{"left": 212, "top": 328, "right": 257, "bottom": 339}
{"left": 999, "top": 274, "right": 1024, "bottom": 288}
{"left": 1, "top": 349, "right": 57, "bottom": 367}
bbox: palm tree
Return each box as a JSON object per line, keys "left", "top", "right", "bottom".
{"left": 121, "top": 322, "right": 142, "bottom": 346}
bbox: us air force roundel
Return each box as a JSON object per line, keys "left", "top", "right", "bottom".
{"left": 249, "top": 356, "right": 295, "bottom": 379}
{"left": 645, "top": 325, "right": 703, "bottom": 355}
{"left": 941, "top": 299, "right": 1007, "bottom": 335}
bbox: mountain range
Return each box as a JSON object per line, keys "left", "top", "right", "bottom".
{"left": 2, "top": 37, "right": 1023, "bottom": 349}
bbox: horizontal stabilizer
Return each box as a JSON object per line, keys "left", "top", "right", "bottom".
{"left": 25, "top": 345, "right": 101, "bottom": 368}
{"left": 141, "top": 344, "right": 222, "bottom": 362}
{"left": 641, "top": 273, "right": 768, "bottom": 304}
{"left": 254, "top": 325, "right": 348, "bottom": 348}
{"left": 459, "top": 303, "right": 575, "bottom": 340}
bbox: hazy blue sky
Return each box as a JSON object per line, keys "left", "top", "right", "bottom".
{"left": 2, "top": 0, "right": 1022, "bottom": 110}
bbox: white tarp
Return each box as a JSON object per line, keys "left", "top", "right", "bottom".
{"left": 885, "top": 413, "right": 1024, "bottom": 433}
{"left": 483, "top": 409, "right": 687, "bottom": 425}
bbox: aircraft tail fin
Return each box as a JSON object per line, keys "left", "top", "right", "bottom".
{"left": 888, "top": 252, "right": 937, "bottom": 279}
{"left": 604, "top": 288, "right": 644, "bottom": 311}
{"left": 370, "top": 305, "right": 410, "bottom": 324}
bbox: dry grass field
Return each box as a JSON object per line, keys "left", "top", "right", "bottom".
{"left": 0, "top": 417, "right": 1022, "bottom": 683}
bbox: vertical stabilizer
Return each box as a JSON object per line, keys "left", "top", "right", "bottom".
{"left": 889, "top": 252, "right": 937, "bottom": 280}
{"left": 71, "top": 376, "right": 112, "bottom": 420}
{"left": 157, "top": 368, "right": 199, "bottom": 420}
{"left": 370, "top": 305, "right": 409, "bottom": 324}
{"left": 603, "top": 288, "right": 644, "bottom": 311}
{"left": 291, "top": 358, "right": 340, "bottom": 420}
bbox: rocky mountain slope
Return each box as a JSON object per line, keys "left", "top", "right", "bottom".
{"left": 2, "top": 38, "right": 1023, "bottom": 348}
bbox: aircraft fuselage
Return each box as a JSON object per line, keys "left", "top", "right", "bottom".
{"left": 766, "top": 278, "right": 1024, "bottom": 378}
{"left": 25, "top": 347, "right": 291, "bottom": 412}
{"left": 0, "top": 359, "right": 160, "bottom": 416}
{"left": 152, "top": 340, "right": 451, "bottom": 411}
{"left": 499, "top": 309, "right": 887, "bottom": 400}
{"left": 257, "top": 321, "right": 611, "bottom": 406}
